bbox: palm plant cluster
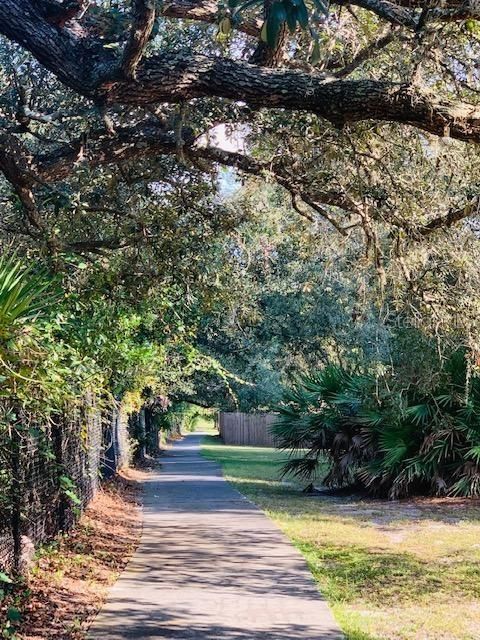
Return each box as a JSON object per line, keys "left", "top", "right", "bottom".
{"left": 0, "top": 255, "right": 58, "bottom": 552}
{"left": 274, "top": 354, "right": 480, "bottom": 498}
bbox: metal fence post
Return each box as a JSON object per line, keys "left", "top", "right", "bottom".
{"left": 10, "top": 420, "right": 22, "bottom": 574}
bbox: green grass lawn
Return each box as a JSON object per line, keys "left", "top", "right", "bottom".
{"left": 202, "top": 435, "right": 480, "bottom": 640}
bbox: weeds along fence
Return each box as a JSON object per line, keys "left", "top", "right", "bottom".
{"left": 0, "top": 395, "right": 139, "bottom": 576}
{"left": 218, "top": 412, "right": 278, "bottom": 447}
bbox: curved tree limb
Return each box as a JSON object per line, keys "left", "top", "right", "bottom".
{"left": 1, "top": 1, "right": 480, "bottom": 146}
{"left": 0, "top": 133, "right": 51, "bottom": 242}
{"left": 336, "top": 0, "right": 417, "bottom": 28}
{"left": 106, "top": 56, "right": 480, "bottom": 144}
{"left": 28, "top": 123, "right": 361, "bottom": 234}
{"left": 336, "top": 0, "right": 480, "bottom": 28}
{"left": 1, "top": 119, "right": 474, "bottom": 245}
{"left": 332, "top": 28, "right": 398, "bottom": 78}
{"left": 419, "top": 197, "right": 480, "bottom": 236}
{"left": 36, "top": 123, "right": 194, "bottom": 182}
{"left": 161, "top": 0, "right": 261, "bottom": 36}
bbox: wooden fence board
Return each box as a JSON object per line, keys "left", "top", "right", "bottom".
{"left": 218, "top": 412, "right": 278, "bottom": 447}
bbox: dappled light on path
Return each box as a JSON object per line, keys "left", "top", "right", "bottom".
{"left": 89, "top": 434, "right": 342, "bottom": 639}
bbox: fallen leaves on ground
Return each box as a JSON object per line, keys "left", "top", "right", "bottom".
{"left": 16, "top": 469, "right": 145, "bottom": 640}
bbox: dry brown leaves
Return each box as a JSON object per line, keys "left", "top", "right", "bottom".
{"left": 16, "top": 469, "right": 145, "bottom": 640}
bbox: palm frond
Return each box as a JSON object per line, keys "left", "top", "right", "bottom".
{"left": 0, "top": 255, "right": 57, "bottom": 335}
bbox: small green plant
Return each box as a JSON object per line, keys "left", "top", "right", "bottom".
{"left": 59, "top": 475, "right": 82, "bottom": 506}
{"left": 221, "top": 0, "right": 329, "bottom": 49}
{"left": 1, "top": 596, "right": 22, "bottom": 640}
{"left": 0, "top": 572, "right": 13, "bottom": 608}
{"left": 0, "top": 256, "right": 56, "bottom": 339}
{"left": 0, "top": 573, "right": 12, "bottom": 586}
{"left": 274, "top": 365, "right": 375, "bottom": 487}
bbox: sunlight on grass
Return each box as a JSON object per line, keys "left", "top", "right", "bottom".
{"left": 193, "top": 415, "right": 216, "bottom": 433}
{"left": 201, "top": 435, "right": 480, "bottom": 640}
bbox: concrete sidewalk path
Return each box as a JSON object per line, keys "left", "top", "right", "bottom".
{"left": 89, "top": 433, "right": 343, "bottom": 640}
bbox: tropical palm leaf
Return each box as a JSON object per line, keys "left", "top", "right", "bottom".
{"left": 0, "top": 255, "right": 56, "bottom": 336}
{"left": 275, "top": 351, "right": 480, "bottom": 498}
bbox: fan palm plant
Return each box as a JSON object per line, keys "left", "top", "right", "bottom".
{"left": 276, "top": 352, "right": 480, "bottom": 498}
{"left": 0, "top": 254, "right": 58, "bottom": 396}
{"left": 385, "top": 353, "right": 480, "bottom": 498}
{"left": 0, "top": 255, "right": 54, "bottom": 339}
{"left": 273, "top": 365, "right": 378, "bottom": 488}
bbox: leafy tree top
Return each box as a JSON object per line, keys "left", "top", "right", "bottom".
{"left": 1, "top": 0, "right": 480, "bottom": 259}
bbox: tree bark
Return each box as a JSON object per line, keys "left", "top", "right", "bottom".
{"left": 1, "top": 1, "right": 480, "bottom": 145}
{"left": 122, "top": 0, "right": 156, "bottom": 80}
{"left": 105, "top": 56, "right": 480, "bottom": 144}
{"left": 249, "top": 0, "right": 288, "bottom": 67}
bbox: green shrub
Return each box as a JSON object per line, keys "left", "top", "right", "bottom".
{"left": 274, "top": 352, "right": 480, "bottom": 498}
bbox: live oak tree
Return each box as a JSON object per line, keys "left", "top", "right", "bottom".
{"left": 3, "top": 1, "right": 480, "bottom": 511}
{"left": 1, "top": 0, "right": 480, "bottom": 258}
{"left": 191, "top": 180, "right": 480, "bottom": 410}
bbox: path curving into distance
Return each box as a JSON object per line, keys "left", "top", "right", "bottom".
{"left": 89, "top": 433, "right": 343, "bottom": 640}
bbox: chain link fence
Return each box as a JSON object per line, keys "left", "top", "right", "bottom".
{"left": 0, "top": 396, "right": 132, "bottom": 576}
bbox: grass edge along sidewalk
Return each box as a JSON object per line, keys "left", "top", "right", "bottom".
{"left": 201, "top": 434, "right": 480, "bottom": 640}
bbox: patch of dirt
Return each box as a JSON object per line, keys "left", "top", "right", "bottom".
{"left": 320, "top": 492, "right": 480, "bottom": 521}
{"left": 15, "top": 469, "right": 145, "bottom": 640}
{"left": 309, "top": 492, "right": 480, "bottom": 545}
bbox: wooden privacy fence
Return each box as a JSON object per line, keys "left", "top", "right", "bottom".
{"left": 218, "top": 412, "right": 278, "bottom": 447}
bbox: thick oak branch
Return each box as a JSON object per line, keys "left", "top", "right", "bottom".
{"left": 3, "top": 122, "right": 470, "bottom": 238}
{"left": 36, "top": 124, "right": 191, "bottom": 182}
{"left": 104, "top": 55, "right": 480, "bottom": 144}
{"left": 0, "top": 133, "right": 48, "bottom": 237}
{"left": 161, "top": 0, "right": 261, "bottom": 36}
{"left": 2, "top": 1, "right": 480, "bottom": 145}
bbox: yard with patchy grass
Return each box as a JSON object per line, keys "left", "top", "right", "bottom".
{"left": 201, "top": 435, "right": 480, "bottom": 640}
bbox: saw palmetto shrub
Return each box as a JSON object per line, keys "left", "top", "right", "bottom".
{"left": 274, "top": 352, "right": 480, "bottom": 498}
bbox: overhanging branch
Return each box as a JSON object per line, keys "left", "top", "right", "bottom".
{"left": 1, "top": 2, "right": 480, "bottom": 145}
{"left": 31, "top": 123, "right": 360, "bottom": 233}
{"left": 2, "top": 119, "right": 472, "bottom": 245}
{"left": 105, "top": 55, "right": 480, "bottom": 144}
{"left": 0, "top": 133, "right": 50, "bottom": 241}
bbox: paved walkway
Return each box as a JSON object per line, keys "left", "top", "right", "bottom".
{"left": 89, "top": 433, "right": 343, "bottom": 639}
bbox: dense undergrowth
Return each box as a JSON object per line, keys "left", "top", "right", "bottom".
{"left": 274, "top": 352, "right": 480, "bottom": 498}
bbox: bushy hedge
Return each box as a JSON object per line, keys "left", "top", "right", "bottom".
{"left": 274, "top": 352, "right": 480, "bottom": 498}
